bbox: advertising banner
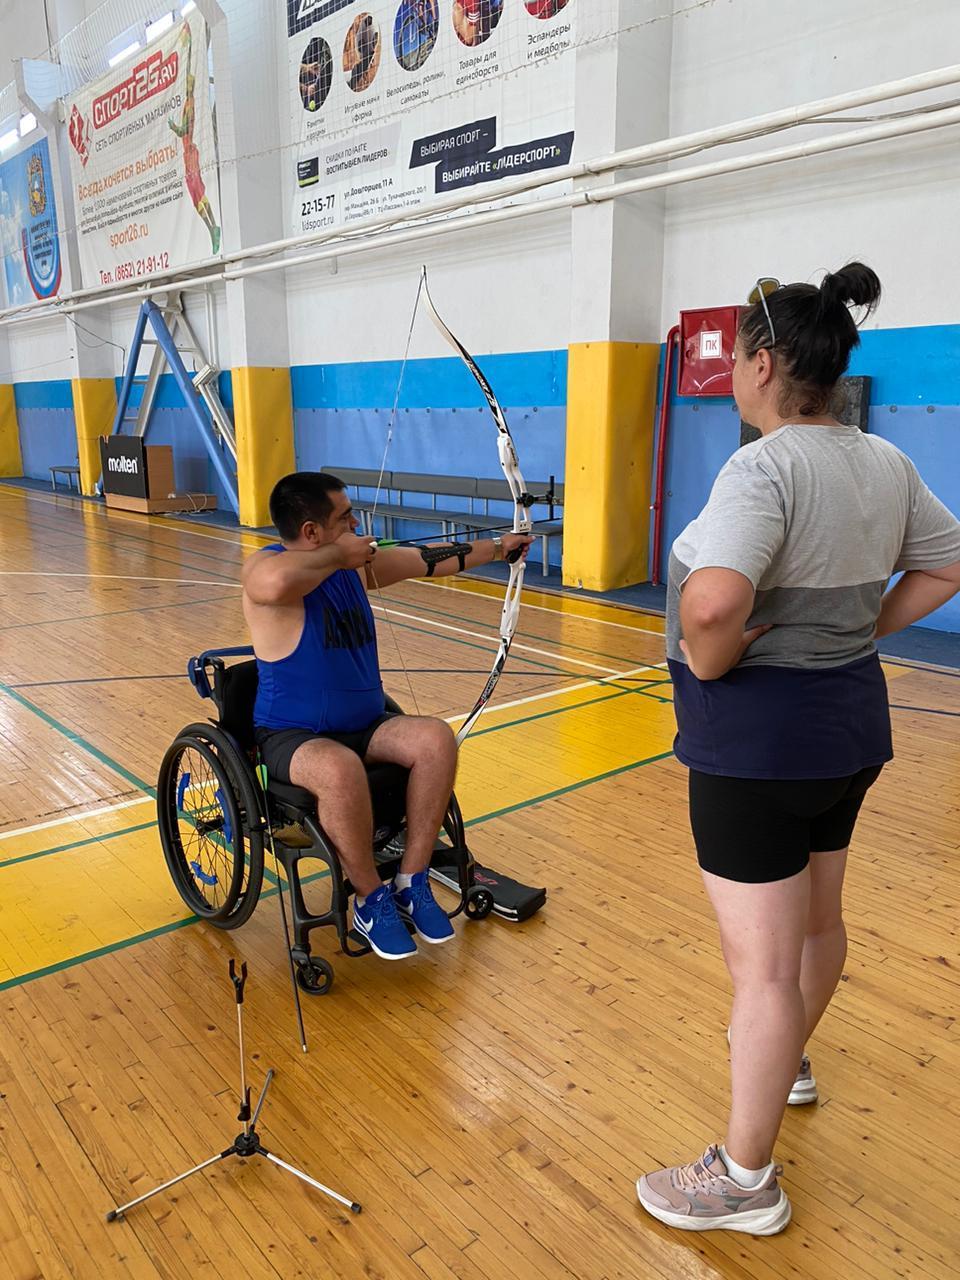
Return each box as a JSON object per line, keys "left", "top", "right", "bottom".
{"left": 0, "top": 137, "right": 63, "bottom": 305}
{"left": 284, "top": 0, "right": 576, "bottom": 235}
{"left": 64, "top": 15, "right": 221, "bottom": 287}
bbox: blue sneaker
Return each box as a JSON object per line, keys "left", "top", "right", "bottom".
{"left": 394, "top": 872, "right": 455, "bottom": 945}
{"left": 353, "top": 883, "right": 417, "bottom": 960}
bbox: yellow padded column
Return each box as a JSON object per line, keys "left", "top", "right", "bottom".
{"left": 233, "top": 367, "right": 296, "bottom": 528}
{"left": 0, "top": 385, "right": 22, "bottom": 476}
{"left": 562, "top": 341, "right": 660, "bottom": 592}
{"left": 71, "top": 378, "right": 117, "bottom": 495}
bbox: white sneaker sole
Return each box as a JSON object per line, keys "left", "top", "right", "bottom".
{"left": 787, "top": 1079, "right": 819, "bottom": 1105}
{"left": 352, "top": 920, "right": 417, "bottom": 960}
{"left": 726, "top": 1028, "right": 819, "bottom": 1105}
{"left": 637, "top": 1184, "right": 792, "bottom": 1235}
{"left": 404, "top": 920, "right": 454, "bottom": 945}
{"left": 395, "top": 908, "right": 454, "bottom": 945}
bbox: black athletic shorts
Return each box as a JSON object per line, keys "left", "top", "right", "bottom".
{"left": 689, "top": 765, "right": 884, "bottom": 884}
{"left": 254, "top": 714, "right": 396, "bottom": 785}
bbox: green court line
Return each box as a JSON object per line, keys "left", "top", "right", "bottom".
{"left": 467, "top": 677, "right": 672, "bottom": 739}
{"left": 0, "top": 745, "right": 675, "bottom": 992}
{"left": 403, "top": 588, "right": 663, "bottom": 669}
{"left": 0, "top": 821, "right": 157, "bottom": 870}
{"left": 0, "top": 917, "right": 200, "bottom": 991}
{"left": 0, "top": 594, "right": 242, "bottom": 635}
{"left": 0, "top": 673, "right": 676, "bottom": 874}
{"left": 0, "top": 868, "right": 332, "bottom": 994}
{"left": 0, "top": 682, "right": 154, "bottom": 796}
{"left": 2, "top": 499, "right": 241, "bottom": 585}
{"left": 380, "top": 614, "right": 578, "bottom": 678}
{"left": 11, "top": 675, "right": 182, "bottom": 689}
{"left": 464, "top": 749, "right": 675, "bottom": 828}
{"left": 21, "top": 493, "right": 662, "bottom": 673}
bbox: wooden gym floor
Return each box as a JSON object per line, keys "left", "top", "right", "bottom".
{"left": 0, "top": 481, "right": 958, "bottom": 1280}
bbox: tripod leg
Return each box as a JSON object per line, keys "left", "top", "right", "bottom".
{"left": 262, "top": 1151, "right": 362, "bottom": 1213}
{"left": 251, "top": 1068, "right": 274, "bottom": 1130}
{"left": 107, "top": 1151, "right": 230, "bottom": 1221}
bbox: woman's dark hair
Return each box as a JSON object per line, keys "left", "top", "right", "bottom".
{"left": 739, "top": 262, "right": 882, "bottom": 415}
{"left": 269, "top": 471, "right": 346, "bottom": 541}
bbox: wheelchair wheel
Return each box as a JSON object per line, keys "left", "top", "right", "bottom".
{"left": 295, "top": 955, "right": 334, "bottom": 996}
{"left": 157, "top": 725, "right": 264, "bottom": 928}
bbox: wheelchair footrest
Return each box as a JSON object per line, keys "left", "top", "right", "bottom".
{"left": 430, "top": 863, "right": 546, "bottom": 923}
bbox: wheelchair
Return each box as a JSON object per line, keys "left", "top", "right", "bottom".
{"left": 156, "top": 646, "right": 495, "bottom": 994}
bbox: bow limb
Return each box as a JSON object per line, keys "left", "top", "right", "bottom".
{"left": 420, "top": 267, "right": 529, "bottom": 745}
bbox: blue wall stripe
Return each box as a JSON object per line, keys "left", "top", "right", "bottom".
{"left": 662, "top": 323, "right": 960, "bottom": 409}
{"left": 849, "top": 326, "right": 960, "bottom": 405}
{"left": 655, "top": 400, "right": 960, "bottom": 633}
{"left": 14, "top": 380, "right": 74, "bottom": 410}
{"left": 17, "top": 407, "right": 77, "bottom": 479}
{"left": 291, "top": 351, "right": 568, "bottom": 410}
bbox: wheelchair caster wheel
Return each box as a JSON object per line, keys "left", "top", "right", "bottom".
{"left": 295, "top": 957, "right": 334, "bottom": 996}
{"left": 465, "top": 887, "right": 494, "bottom": 920}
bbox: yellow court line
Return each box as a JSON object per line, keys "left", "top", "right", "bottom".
{"left": 8, "top": 484, "right": 660, "bottom": 628}
{"left": 0, "top": 799, "right": 156, "bottom": 859}
{"left": 880, "top": 662, "right": 915, "bottom": 683}
{"left": 0, "top": 796, "right": 150, "bottom": 844}
{"left": 412, "top": 574, "right": 667, "bottom": 635}
{"left": 2, "top": 483, "right": 269, "bottom": 550}
{"left": 0, "top": 679, "right": 677, "bottom": 985}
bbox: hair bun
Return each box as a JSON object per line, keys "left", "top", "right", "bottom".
{"left": 819, "top": 262, "right": 881, "bottom": 316}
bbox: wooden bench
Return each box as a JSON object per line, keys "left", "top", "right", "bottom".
{"left": 49, "top": 465, "right": 81, "bottom": 493}
{"left": 325, "top": 467, "right": 564, "bottom": 576}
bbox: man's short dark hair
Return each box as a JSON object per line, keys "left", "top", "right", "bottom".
{"left": 269, "top": 472, "right": 346, "bottom": 541}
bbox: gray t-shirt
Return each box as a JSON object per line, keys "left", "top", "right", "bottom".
{"left": 666, "top": 423, "right": 960, "bottom": 778}
{"left": 667, "top": 423, "right": 960, "bottom": 668}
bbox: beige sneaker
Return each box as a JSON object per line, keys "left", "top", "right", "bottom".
{"left": 637, "top": 1145, "right": 791, "bottom": 1234}
{"left": 788, "top": 1055, "right": 818, "bottom": 1105}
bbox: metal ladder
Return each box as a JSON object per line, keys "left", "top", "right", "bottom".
{"left": 121, "top": 291, "right": 237, "bottom": 463}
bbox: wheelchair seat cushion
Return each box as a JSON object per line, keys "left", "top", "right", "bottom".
{"left": 267, "top": 763, "right": 410, "bottom": 843}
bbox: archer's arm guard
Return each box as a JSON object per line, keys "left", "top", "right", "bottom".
{"left": 419, "top": 542, "right": 474, "bottom": 577}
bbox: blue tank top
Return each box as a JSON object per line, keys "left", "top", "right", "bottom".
{"left": 253, "top": 545, "right": 385, "bottom": 733}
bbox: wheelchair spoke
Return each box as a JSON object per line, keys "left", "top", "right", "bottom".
{"left": 171, "top": 745, "right": 241, "bottom": 913}
{"left": 157, "top": 723, "right": 265, "bottom": 931}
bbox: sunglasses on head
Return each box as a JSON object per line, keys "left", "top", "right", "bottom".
{"left": 747, "top": 277, "right": 780, "bottom": 348}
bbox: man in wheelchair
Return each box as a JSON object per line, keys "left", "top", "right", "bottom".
{"left": 242, "top": 471, "right": 532, "bottom": 961}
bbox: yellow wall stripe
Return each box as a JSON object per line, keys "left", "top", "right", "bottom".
{"left": 562, "top": 341, "right": 660, "bottom": 592}
{"left": 0, "top": 384, "right": 22, "bottom": 477}
{"left": 71, "top": 378, "right": 117, "bottom": 494}
{"left": 232, "top": 366, "right": 295, "bottom": 528}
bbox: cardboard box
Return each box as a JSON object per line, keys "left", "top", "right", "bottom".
{"left": 105, "top": 493, "right": 217, "bottom": 514}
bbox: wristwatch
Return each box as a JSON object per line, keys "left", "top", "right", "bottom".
{"left": 491, "top": 535, "right": 503, "bottom": 562}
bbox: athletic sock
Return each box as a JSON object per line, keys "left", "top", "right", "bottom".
{"left": 720, "top": 1145, "right": 773, "bottom": 1189}
{"left": 394, "top": 872, "right": 414, "bottom": 890}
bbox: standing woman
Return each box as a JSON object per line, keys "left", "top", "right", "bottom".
{"left": 637, "top": 264, "right": 960, "bottom": 1234}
